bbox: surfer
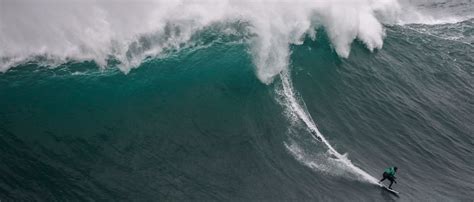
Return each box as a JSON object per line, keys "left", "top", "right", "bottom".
{"left": 379, "top": 166, "right": 398, "bottom": 189}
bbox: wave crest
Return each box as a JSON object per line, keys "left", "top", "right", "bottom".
{"left": 2, "top": 0, "right": 402, "bottom": 82}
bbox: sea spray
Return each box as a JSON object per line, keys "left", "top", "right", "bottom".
{"left": 1, "top": 0, "right": 401, "bottom": 83}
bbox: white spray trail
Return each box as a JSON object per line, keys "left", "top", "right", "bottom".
{"left": 278, "top": 70, "right": 380, "bottom": 185}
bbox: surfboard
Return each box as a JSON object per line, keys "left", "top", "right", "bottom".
{"left": 381, "top": 184, "right": 400, "bottom": 195}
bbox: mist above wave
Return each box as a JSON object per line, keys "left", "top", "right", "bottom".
{"left": 1, "top": 0, "right": 402, "bottom": 83}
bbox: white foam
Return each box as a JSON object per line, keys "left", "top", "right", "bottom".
{"left": 396, "top": 9, "right": 472, "bottom": 25}
{"left": 1, "top": 0, "right": 401, "bottom": 82}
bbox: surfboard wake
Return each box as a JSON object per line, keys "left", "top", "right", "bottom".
{"left": 277, "top": 70, "right": 380, "bottom": 185}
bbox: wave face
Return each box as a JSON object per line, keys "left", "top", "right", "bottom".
{"left": 1, "top": 0, "right": 473, "bottom": 201}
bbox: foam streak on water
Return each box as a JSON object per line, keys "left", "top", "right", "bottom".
{"left": 278, "top": 71, "right": 379, "bottom": 185}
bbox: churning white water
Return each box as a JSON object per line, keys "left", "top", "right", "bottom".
{"left": 1, "top": 0, "right": 404, "bottom": 83}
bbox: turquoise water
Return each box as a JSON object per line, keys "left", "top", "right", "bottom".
{"left": 1, "top": 1, "right": 473, "bottom": 200}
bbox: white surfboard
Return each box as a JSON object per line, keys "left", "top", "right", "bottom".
{"left": 380, "top": 184, "right": 400, "bottom": 195}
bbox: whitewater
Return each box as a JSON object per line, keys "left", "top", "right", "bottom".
{"left": 1, "top": 0, "right": 401, "bottom": 76}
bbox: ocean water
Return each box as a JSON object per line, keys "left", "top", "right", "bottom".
{"left": 1, "top": 0, "right": 473, "bottom": 200}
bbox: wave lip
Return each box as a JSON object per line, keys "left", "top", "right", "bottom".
{"left": 3, "top": 0, "right": 471, "bottom": 80}
{"left": 1, "top": 0, "right": 401, "bottom": 82}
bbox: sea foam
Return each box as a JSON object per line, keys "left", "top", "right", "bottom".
{"left": 1, "top": 0, "right": 401, "bottom": 83}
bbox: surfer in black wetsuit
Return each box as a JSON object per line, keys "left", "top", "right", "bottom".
{"left": 379, "top": 166, "right": 398, "bottom": 189}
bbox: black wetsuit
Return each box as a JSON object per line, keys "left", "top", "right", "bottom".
{"left": 380, "top": 172, "right": 395, "bottom": 189}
